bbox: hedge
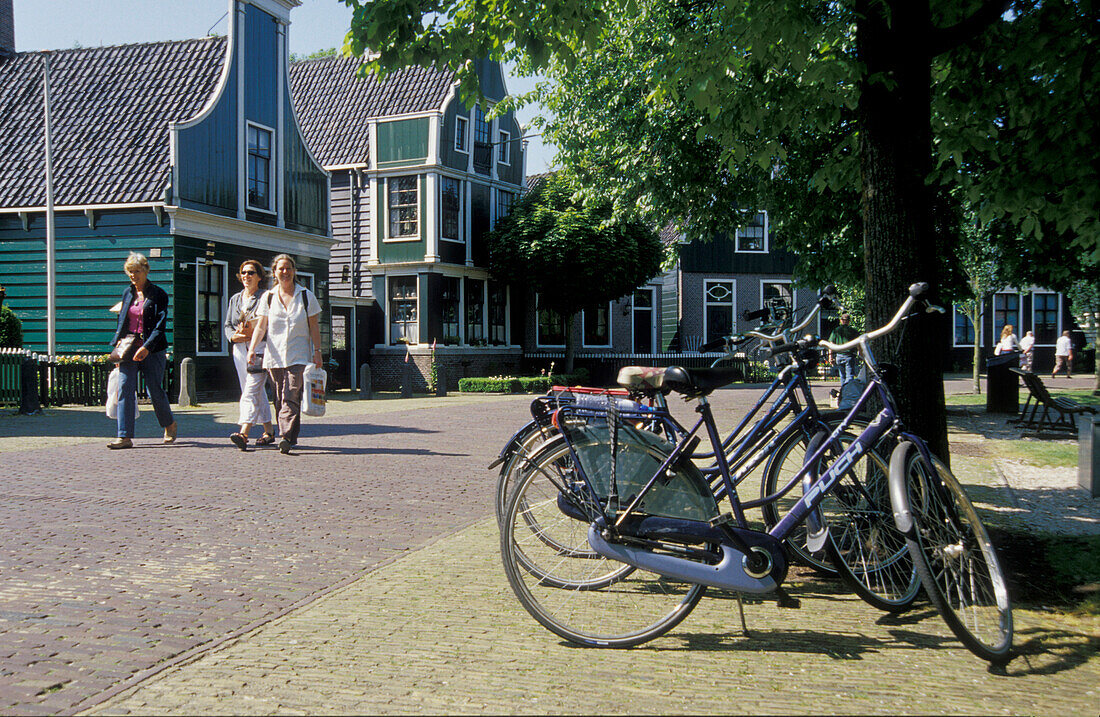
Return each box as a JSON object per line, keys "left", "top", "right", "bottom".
{"left": 458, "top": 370, "right": 590, "bottom": 394}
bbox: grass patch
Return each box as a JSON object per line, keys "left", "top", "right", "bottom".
{"left": 990, "top": 529, "right": 1100, "bottom": 615}
{"left": 997, "top": 440, "right": 1080, "bottom": 468}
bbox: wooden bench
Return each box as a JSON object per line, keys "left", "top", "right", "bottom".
{"left": 1010, "top": 368, "right": 1096, "bottom": 433}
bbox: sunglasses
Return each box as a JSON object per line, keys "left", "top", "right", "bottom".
{"left": 240, "top": 270, "right": 258, "bottom": 276}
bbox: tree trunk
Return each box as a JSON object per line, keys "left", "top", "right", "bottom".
{"left": 564, "top": 312, "right": 577, "bottom": 375}
{"left": 971, "top": 313, "right": 981, "bottom": 394}
{"left": 858, "top": 0, "right": 950, "bottom": 461}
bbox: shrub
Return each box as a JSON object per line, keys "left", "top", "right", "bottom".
{"left": 0, "top": 306, "right": 23, "bottom": 348}
{"left": 458, "top": 372, "right": 590, "bottom": 394}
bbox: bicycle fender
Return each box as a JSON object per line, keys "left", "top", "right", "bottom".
{"left": 888, "top": 441, "right": 916, "bottom": 536}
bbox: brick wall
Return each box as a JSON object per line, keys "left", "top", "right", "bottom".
{"left": 368, "top": 346, "right": 522, "bottom": 392}
{"left": 0, "top": 0, "right": 13, "bottom": 56}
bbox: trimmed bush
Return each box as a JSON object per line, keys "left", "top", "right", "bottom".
{"left": 458, "top": 372, "right": 590, "bottom": 394}
{"left": 0, "top": 306, "right": 23, "bottom": 348}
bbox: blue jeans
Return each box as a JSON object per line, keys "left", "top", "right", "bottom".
{"left": 836, "top": 353, "right": 857, "bottom": 386}
{"left": 117, "top": 350, "right": 174, "bottom": 438}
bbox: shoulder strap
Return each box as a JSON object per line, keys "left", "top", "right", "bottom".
{"left": 266, "top": 290, "right": 274, "bottom": 310}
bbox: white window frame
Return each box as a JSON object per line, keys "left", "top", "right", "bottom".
{"left": 992, "top": 290, "right": 1022, "bottom": 342}
{"left": 195, "top": 259, "right": 229, "bottom": 356}
{"left": 759, "top": 278, "right": 793, "bottom": 320}
{"left": 498, "top": 130, "right": 511, "bottom": 164}
{"left": 1030, "top": 291, "right": 1061, "bottom": 347}
{"left": 951, "top": 303, "right": 983, "bottom": 348}
{"left": 703, "top": 279, "right": 736, "bottom": 345}
{"left": 388, "top": 274, "right": 420, "bottom": 345}
{"left": 296, "top": 271, "right": 315, "bottom": 295}
{"left": 632, "top": 286, "right": 657, "bottom": 354}
{"left": 454, "top": 115, "right": 469, "bottom": 153}
{"left": 735, "top": 210, "right": 768, "bottom": 254}
{"left": 465, "top": 277, "right": 487, "bottom": 346}
{"left": 440, "top": 176, "right": 465, "bottom": 244}
{"left": 581, "top": 302, "right": 613, "bottom": 348}
{"left": 536, "top": 293, "right": 566, "bottom": 348}
{"left": 246, "top": 121, "right": 276, "bottom": 215}
{"left": 384, "top": 174, "right": 420, "bottom": 242}
{"left": 487, "top": 281, "right": 510, "bottom": 347}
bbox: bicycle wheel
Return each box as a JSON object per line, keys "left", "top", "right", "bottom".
{"left": 889, "top": 441, "right": 1013, "bottom": 663}
{"left": 495, "top": 419, "right": 558, "bottom": 526}
{"left": 500, "top": 459, "right": 705, "bottom": 647}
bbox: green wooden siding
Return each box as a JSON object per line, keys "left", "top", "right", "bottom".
{"left": 680, "top": 233, "right": 797, "bottom": 274}
{"left": 283, "top": 88, "right": 328, "bottom": 235}
{"left": 176, "top": 58, "right": 238, "bottom": 214}
{"left": 0, "top": 210, "right": 173, "bottom": 353}
{"left": 377, "top": 118, "right": 429, "bottom": 164}
{"left": 470, "top": 183, "right": 490, "bottom": 266}
{"left": 244, "top": 4, "right": 277, "bottom": 129}
{"left": 440, "top": 103, "right": 469, "bottom": 172}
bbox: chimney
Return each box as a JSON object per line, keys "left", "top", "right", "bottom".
{"left": 0, "top": 0, "right": 14, "bottom": 57}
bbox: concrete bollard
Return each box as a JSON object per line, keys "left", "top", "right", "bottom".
{"left": 1079, "top": 416, "right": 1099, "bottom": 498}
{"left": 401, "top": 360, "right": 414, "bottom": 398}
{"left": 435, "top": 363, "right": 447, "bottom": 397}
{"left": 359, "top": 364, "right": 373, "bottom": 399}
{"left": 178, "top": 357, "right": 197, "bottom": 407}
{"left": 19, "top": 357, "right": 41, "bottom": 414}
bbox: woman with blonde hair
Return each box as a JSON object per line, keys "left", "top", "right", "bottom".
{"left": 107, "top": 252, "right": 177, "bottom": 449}
{"left": 994, "top": 324, "right": 1019, "bottom": 356}
{"left": 224, "top": 259, "right": 275, "bottom": 449}
{"left": 247, "top": 254, "right": 322, "bottom": 454}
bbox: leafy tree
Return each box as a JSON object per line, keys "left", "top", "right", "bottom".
{"left": 0, "top": 305, "right": 23, "bottom": 348}
{"left": 1066, "top": 279, "right": 1100, "bottom": 395}
{"left": 344, "top": 0, "right": 1099, "bottom": 459}
{"left": 487, "top": 173, "right": 663, "bottom": 372}
{"left": 954, "top": 214, "right": 1003, "bottom": 393}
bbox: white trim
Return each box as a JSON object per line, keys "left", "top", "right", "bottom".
{"left": 498, "top": 129, "right": 511, "bottom": 164}
{"left": 0, "top": 202, "right": 165, "bottom": 214}
{"left": 735, "top": 210, "right": 769, "bottom": 254}
{"left": 236, "top": 2, "right": 247, "bottom": 219}
{"left": 276, "top": 21, "right": 286, "bottom": 229}
{"left": 367, "top": 174, "right": 379, "bottom": 265}
{"left": 991, "top": 290, "right": 1023, "bottom": 343}
{"left": 382, "top": 174, "right": 421, "bottom": 243}
{"left": 759, "top": 278, "right": 793, "bottom": 323}
{"left": 454, "top": 115, "right": 469, "bottom": 153}
{"left": 581, "top": 302, "right": 613, "bottom": 348}
{"left": 428, "top": 113, "right": 441, "bottom": 166}
{"left": 245, "top": 0, "right": 300, "bottom": 24}
{"left": 439, "top": 176, "right": 465, "bottom": 244}
{"left": 296, "top": 270, "right": 315, "bottom": 294}
{"left": 168, "top": 206, "right": 335, "bottom": 259}
{"left": 424, "top": 172, "right": 440, "bottom": 261}
{"left": 386, "top": 273, "right": 420, "bottom": 345}
{"left": 195, "top": 259, "right": 230, "bottom": 356}
{"left": 173, "top": 10, "right": 236, "bottom": 132}
{"left": 246, "top": 121, "right": 277, "bottom": 214}
{"left": 703, "top": 278, "right": 736, "bottom": 345}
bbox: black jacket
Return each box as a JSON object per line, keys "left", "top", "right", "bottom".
{"left": 111, "top": 281, "right": 170, "bottom": 354}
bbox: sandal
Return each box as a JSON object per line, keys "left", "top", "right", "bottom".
{"left": 256, "top": 434, "right": 276, "bottom": 446}
{"left": 230, "top": 432, "right": 248, "bottom": 451}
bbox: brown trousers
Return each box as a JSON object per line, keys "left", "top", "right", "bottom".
{"left": 268, "top": 365, "right": 305, "bottom": 445}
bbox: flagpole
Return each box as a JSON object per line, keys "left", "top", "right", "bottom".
{"left": 42, "top": 51, "right": 57, "bottom": 359}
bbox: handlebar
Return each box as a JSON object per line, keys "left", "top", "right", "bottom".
{"left": 819, "top": 282, "right": 933, "bottom": 353}
{"left": 746, "top": 285, "right": 836, "bottom": 343}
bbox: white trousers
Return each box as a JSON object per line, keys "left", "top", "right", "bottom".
{"left": 232, "top": 342, "right": 273, "bottom": 426}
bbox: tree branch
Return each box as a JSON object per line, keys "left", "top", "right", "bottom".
{"left": 928, "top": 0, "right": 1014, "bottom": 57}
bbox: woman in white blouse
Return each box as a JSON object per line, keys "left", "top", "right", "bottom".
{"left": 247, "top": 254, "right": 322, "bottom": 454}
{"left": 224, "top": 259, "right": 275, "bottom": 450}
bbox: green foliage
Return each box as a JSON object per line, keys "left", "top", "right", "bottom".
{"left": 0, "top": 306, "right": 23, "bottom": 348}
{"left": 458, "top": 373, "right": 588, "bottom": 393}
{"left": 290, "top": 47, "right": 341, "bottom": 63}
{"left": 487, "top": 172, "right": 663, "bottom": 319}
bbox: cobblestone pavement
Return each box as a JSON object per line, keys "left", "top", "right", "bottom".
{"left": 90, "top": 518, "right": 1100, "bottom": 716}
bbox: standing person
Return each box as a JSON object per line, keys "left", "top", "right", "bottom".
{"left": 107, "top": 253, "right": 177, "bottom": 449}
{"left": 1052, "top": 330, "right": 1074, "bottom": 379}
{"left": 1019, "top": 330, "right": 1035, "bottom": 371}
{"left": 247, "top": 254, "right": 322, "bottom": 454}
{"left": 225, "top": 260, "right": 275, "bottom": 450}
{"left": 828, "top": 313, "right": 860, "bottom": 386}
{"left": 994, "top": 324, "right": 1019, "bottom": 355}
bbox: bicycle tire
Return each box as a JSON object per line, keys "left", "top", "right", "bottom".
{"left": 500, "top": 462, "right": 706, "bottom": 647}
{"left": 889, "top": 441, "right": 1013, "bottom": 663}
{"left": 495, "top": 419, "right": 558, "bottom": 526}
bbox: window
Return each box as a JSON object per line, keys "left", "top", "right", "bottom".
{"left": 196, "top": 261, "right": 226, "bottom": 354}
{"left": 735, "top": 211, "right": 767, "bottom": 253}
{"left": 704, "top": 280, "right": 735, "bottom": 344}
{"left": 953, "top": 305, "right": 976, "bottom": 346}
{"left": 761, "top": 280, "right": 793, "bottom": 323}
{"left": 441, "top": 177, "right": 463, "bottom": 242}
{"left": 633, "top": 288, "right": 655, "bottom": 354}
{"left": 247, "top": 124, "right": 273, "bottom": 212}
{"left": 582, "top": 303, "right": 611, "bottom": 347}
{"left": 496, "top": 190, "right": 515, "bottom": 224}
{"left": 1033, "top": 292, "right": 1058, "bottom": 344}
{"left": 993, "top": 292, "right": 1019, "bottom": 339}
{"left": 441, "top": 276, "right": 460, "bottom": 344}
{"left": 489, "top": 281, "right": 507, "bottom": 346}
{"left": 465, "top": 278, "right": 485, "bottom": 345}
{"left": 537, "top": 294, "right": 565, "bottom": 347}
{"left": 498, "top": 130, "right": 510, "bottom": 164}
{"left": 454, "top": 116, "right": 468, "bottom": 152}
{"left": 388, "top": 176, "right": 418, "bottom": 238}
{"left": 473, "top": 105, "right": 491, "bottom": 173}
{"left": 389, "top": 276, "right": 418, "bottom": 344}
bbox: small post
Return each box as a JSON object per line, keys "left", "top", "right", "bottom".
{"left": 19, "top": 357, "right": 41, "bottom": 414}
{"left": 178, "top": 356, "right": 197, "bottom": 407}
{"left": 1079, "top": 416, "right": 1099, "bottom": 498}
{"left": 401, "top": 360, "right": 414, "bottom": 398}
{"left": 435, "top": 363, "right": 447, "bottom": 397}
{"left": 359, "top": 364, "right": 372, "bottom": 399}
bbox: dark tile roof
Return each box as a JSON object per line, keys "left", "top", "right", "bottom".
{"left": 289, "top": 56, "right": 455, "bottom": 167}
{"left": 0, "top": 37, "right": 226, "bottom": 208}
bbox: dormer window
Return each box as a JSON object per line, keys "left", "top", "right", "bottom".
{"left": 455, "top": 116, "right": 469, "bottom": 152}
{"left": 247, "top": 123, "right": 274, "bottom": 212}
{"left": 735, "top": 211, "right": 768, "bottom": 253}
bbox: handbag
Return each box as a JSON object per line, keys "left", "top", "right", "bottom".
{"left": 246, "top": 351, "right": 266, "bottom": 374}
{"left": 109, "top": 334, "right": 140, "bottom": 363}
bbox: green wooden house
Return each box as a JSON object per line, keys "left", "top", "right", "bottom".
{"left": 0, "top": 0, "right": 331, "bottom": 394}
{"left": 289, "top": 56, "right": 525, "bottom": 390}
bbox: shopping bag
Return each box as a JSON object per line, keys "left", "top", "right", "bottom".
{"left": 303, "top": 364, "right": 327, "bottom": 417}
{"left": 105, "top": 367, "right": 138, "bottom": 420}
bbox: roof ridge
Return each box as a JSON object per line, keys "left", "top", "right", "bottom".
{"left": 13, "top": 35, "right": 225, "bottom": 58}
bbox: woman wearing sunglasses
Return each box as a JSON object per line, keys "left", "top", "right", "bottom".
{"left": 224, "top": 259, "right": 275, "bottom": 449}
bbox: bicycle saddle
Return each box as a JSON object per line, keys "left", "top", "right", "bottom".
{"left": 617, "top": 366, "right": 742, "bottom": 397}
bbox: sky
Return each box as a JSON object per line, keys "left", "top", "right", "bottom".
{"left": 11, "top": 0, "right": 555, "bottom": 174}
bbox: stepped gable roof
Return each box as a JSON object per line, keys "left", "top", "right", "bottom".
{"left": 0, "top": 37, "right": 227, "bottom": 209}
{"left": 289, "top": 55, "right": 455, "bottom": 167}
